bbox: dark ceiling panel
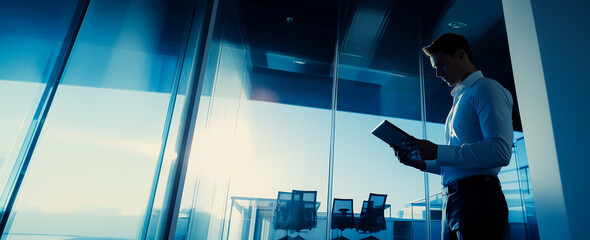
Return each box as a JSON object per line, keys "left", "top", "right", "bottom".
{"left": 238, "top": 0, "right": 338, "bottom": 70}
{"left": 234, "top": 0, "right": 522, "bottom": 131}
{"left": 249, "top": 66, "right": 333, "bottom": 109}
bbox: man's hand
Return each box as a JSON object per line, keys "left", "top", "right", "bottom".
{"left": 404, "top": 139, "right": 438, "bottom": 160}
{"left": 391, "top": 145, "right": 426, "bottom": 171}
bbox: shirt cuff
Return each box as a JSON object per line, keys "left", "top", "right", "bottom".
{"left": 424, "top": 160, "right": 439, "bottom": 173}
{"left": 436, "top": 144, "right": 457, "bottom": 165}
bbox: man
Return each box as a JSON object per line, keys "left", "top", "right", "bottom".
{"left": 392, "top": 33, "right": 513, "bottom": 240}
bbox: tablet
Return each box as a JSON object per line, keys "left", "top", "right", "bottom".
{"left": 371, "top": 120, "right": 416, "bottom": 152}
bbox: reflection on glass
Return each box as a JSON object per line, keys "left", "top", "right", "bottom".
{"left": 514, "top": 137, "right": 540, "bottom": 240}
{"left": 0, "top": 0, "right": 79, "bottom": 218}
{"left": 333, "top": 0, "right": 426, "bottom": 239}
{"left": 4, "top": 0, "right": 194, "bottom": 239}
{"left": 176, "top": 0, "right": 335, "bottom": 239}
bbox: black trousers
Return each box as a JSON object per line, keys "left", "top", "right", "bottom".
{"left": 441, "top": 175, "right": 508, "bottom": 240}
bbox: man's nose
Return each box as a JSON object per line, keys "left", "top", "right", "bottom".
{"left": 436, "top": 68, "right": 443, "bottom": 78}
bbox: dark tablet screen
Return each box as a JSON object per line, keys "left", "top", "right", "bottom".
{"left": 371, "top": 120, "right": 415, "bottom": 151}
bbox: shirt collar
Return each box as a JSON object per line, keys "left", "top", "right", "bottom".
{"left": 450, "top": 70, "right": 483, "bottom": 97}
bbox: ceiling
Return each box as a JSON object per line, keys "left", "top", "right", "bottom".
{"left": 229, "top": 0, "right": 521, "bottom": 131}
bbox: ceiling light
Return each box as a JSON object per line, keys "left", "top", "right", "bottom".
{"left": 293, "top": 60, "right": 306, "bottom": 65}
{"left": 448, "top": 21, "right": 467, "bottom": 29}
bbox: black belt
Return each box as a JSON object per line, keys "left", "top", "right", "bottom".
{"left": 442, "top": 175, "right": 500, "bottom": 196}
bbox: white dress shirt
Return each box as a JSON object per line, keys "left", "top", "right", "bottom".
{"left": 424, "top": 71, "right": 514, "bottom": 186}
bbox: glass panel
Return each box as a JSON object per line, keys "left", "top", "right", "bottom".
{"left": 514, "top": 137, "right": 540, "bottom": 240}
{"left": 498, "top": 133, "right": 526, "bottom": 238}
{"left": 4, "top": 0, "right": 195, "bottom": 239}
{"left": 176, "top": 0, "right": 338, "bottom": 239}
{"left": 0, "top": 0, "right": 79, "bottom": 216}
{"left": 333, "top": 0, "right": 426, "bottom": 239}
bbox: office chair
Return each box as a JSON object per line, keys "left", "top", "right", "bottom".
{"left": 273, "top": 191, "right": 292, "bottom": 240}
{"left": 357, "top": 193, "right": 388, "bottom": 240}
{"left": 356, "top": 201, "right": 371, "bottom": 237}
{"left": 331, "top": 198, "right": 355, "bottom": 240}
{"left": 290, "top": 190, "right": 318, "bottom": 240}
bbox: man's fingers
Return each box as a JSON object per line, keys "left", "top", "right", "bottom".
{"left": 410, "top": 149, "right": 421, "bottom": 160}
{"left": 403, "top": 139, "right": 418, "bottom": 146}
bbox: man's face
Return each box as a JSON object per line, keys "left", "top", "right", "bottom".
{"left": 429, "top": 50, "right": 462, "bottom": 87}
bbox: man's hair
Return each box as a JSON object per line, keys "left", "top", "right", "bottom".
{"left": 422, "top": 33, "right": 473, "bottom": 62}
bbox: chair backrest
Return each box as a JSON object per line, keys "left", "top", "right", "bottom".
{"left": 331, "top": 198, "right": 355, "bottom": 230}
{"left": 368, "top": 193, "right": 387, "bottom": 209}
{"left": 360, "top": 200, "right": 368, "bottom": 218}
{"left": 273, "top": 191, "right": 292, "bottom": 230}
{"left": 356, "top": 200, "right": 369, "bottom": 231}
{"left": 367, "top": 193, "right": 387, "bottom": 231}
{"left": 356, "top": 193, "right": 387, "bottom": 233}
{"left": 290, "top": 190, "right": 318, "bottom": 231}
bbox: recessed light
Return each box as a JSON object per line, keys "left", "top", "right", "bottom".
{"left": 448, "top": 21, "right": 467, "bottom": 29}
{"left": 293, "top": 60, "right": 306, "bottom": 65}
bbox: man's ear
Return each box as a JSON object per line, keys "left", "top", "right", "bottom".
{"left": 455, "top": 49, "right": 466, "bottom": 60}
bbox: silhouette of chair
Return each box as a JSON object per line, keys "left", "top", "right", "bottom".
{"left": 356, "top": 200, "right": 371, "bottom": 236}
{"left": 272, "top": 190, "right": 318, "bottom": 240}
{"left": 331, "top": 198, "right": 355, "bottom": 240}
{"left": 273, "top": 191, "right": 293, "bottom": 240}
{"left": 290, "top": 190, "right": 318, "bottom": 240}
{"left": 356, "top": 193, "right": 387, "bottom": 240}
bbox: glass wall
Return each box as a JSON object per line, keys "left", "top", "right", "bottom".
{"left": 1, "top": 0, "right": 196, "bottom": 239}
{"left": 0, "top": 0, "right": 539, "bottom": 239}
{"left": 176, "top": 0, "right": 337, "bottom": 238}
{"left": 514, "top": 137, "right": 539, "bottom": 240}
{"left": 0, "top": 0, "right": 81, "bottom": 223}
{"left": 332, "top": 0, "right": 428, "bottom": 239}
